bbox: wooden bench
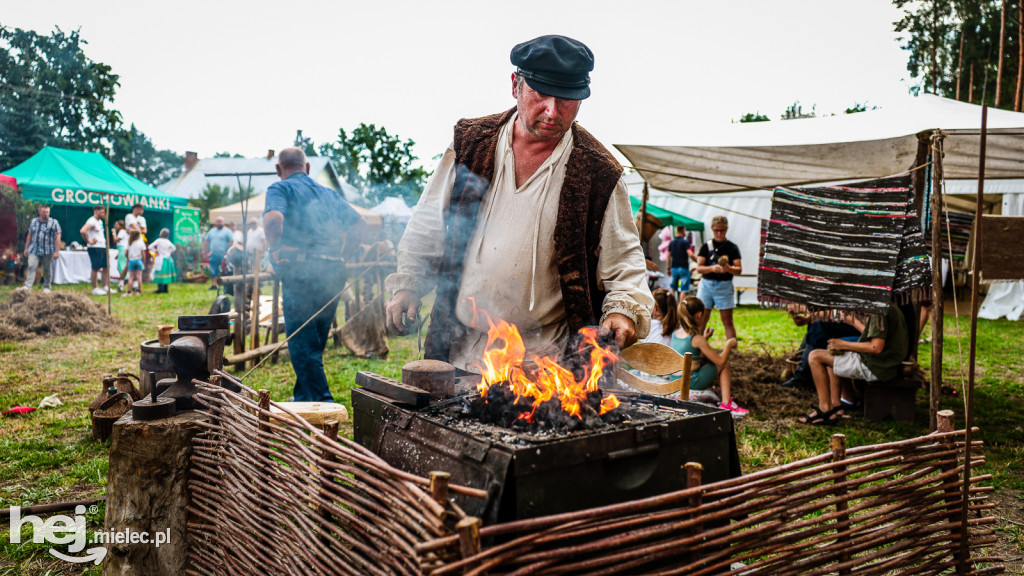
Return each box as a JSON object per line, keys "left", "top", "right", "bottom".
{"left": 856, "top": 375, "right": 922, "bottom": 424}
{"left": 734, "top": 286, "right": 757, "bottom": 306}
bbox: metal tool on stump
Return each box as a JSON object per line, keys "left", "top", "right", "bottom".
{"left": 133, "top": 313, "right": 232, "bottom": 419}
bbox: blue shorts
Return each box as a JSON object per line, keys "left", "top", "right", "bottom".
{"left": 209, "top": 253, "right": 224, "bottom": 277}
{"left": 697, "top": 278, "right": 735, "bottom": 310}
{"left": 670, "top": 267, "right": 691, "bottom": 293}
{"left": 128, "top": 259, "right": 144, "bottom": 271}
{"left": 87, "top": 247, "right": 107, "bottom": 271}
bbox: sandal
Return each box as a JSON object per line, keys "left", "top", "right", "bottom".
{"left": 797, "top": 405, "right": 839, "bottom": 426}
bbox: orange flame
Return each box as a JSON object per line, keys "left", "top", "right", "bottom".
{"left": 475, "top": 314, "right": 620, "bottom": 422}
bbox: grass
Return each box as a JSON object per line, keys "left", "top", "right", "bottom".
{"left": 1, "top": 282, "right": 1022, "bottom": 573}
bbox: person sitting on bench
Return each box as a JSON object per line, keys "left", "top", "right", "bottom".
{"left": 798, "top": 302, "right": 908, "bottom": 425}
{"left": 780, "top": 305, "right": 861, "bottom": 389}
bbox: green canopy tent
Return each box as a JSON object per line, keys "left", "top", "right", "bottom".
{"left": 3, "top": 146, "right": 187, "bottom": 242}
{"left": 628, "top": 195, "right": 704, "bottom": 231}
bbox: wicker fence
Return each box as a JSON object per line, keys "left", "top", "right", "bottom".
{"left": 185, "top": 382, "right": 481, "bottom": 576}
{"left": 418, "top": 417, "right": 1002, "bottom": 576}
{"left": 185, "top": 383, "right": 1002, "bottom": 576}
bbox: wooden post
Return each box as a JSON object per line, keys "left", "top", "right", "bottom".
{"left": 959, "top": 105, "right": 988, "bottom": 575}
{"left": 680, "top": 352, "right": 693, "bottom": 401}
{"left": 429, "top": 471, "right": 451, "bottom": 507}
{"left": 271, "top": 277, "right": 281, "bottom": 364}
{"left": 831, "top": 434, "right": 851, "bottom": 576}
{"left": 936, "top": 410, "right": 961, "bottom": 529}
{"left": 455, "top": 516, "right": 482, "bottom": 573}
{"left": 320, "top": 420, "right": 339, "bottom": 545}
{"left": 929, "top": 132, "right": 945, "bottom": 431}
{"left": 249, "top": 251, "right": 262, "bottom": 369}
{"left": 638, "top": 181, "right": 650, "bottom": 244}
{"left": 684, "top": 462, "right": 703, "bottom": 567}
{"left": 233, "top": 281, "right": 244, "bottom": 371}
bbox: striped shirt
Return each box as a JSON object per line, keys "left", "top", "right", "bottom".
{"left": 27, "top": 217, "right": 62, "bottom": 255}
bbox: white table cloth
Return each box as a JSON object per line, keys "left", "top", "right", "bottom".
{"left": 51, "top": 249, "right": 118, "bottom": 284}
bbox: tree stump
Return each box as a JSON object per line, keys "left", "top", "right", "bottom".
{"left": 103, "top": 411, "right": 206, "bottom": 576}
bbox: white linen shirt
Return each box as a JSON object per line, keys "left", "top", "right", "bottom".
{"left": 386, "top": 114, "right": 653, "bottom": 370}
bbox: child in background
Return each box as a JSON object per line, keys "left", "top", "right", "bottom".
{"left": 673, "top": 296, "right": 747, "bottom": 416}
{"left": 125, "top": 230, "right": 146, "bottom": 297}
{"left": 643, "top": 288, "right": 679, "bottom": 346}
{"left": 113, "top": 220, "right": 129, "bottom": 291}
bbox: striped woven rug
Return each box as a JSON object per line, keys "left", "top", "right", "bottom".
{"left": 758, "top": 175, "right": 932, "bottom": 315}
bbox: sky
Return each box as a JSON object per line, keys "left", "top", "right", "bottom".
{"left": 3, "top": 0, "right": 918, "bottom": 169}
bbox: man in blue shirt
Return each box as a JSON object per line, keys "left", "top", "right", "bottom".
{"left": 667, "top": 225, "right": 696, "bottom": 297}
{"left": 203, "top": 217, "right": 235, "bottom": 290}
{"left": 263, "top": 147, "right": 364, "bottom": 402}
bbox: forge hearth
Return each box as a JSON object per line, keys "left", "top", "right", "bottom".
{"left": 352, "top": 371, "right": 741, "bottom": 525}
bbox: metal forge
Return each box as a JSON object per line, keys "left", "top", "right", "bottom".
{"left": 353, "top": 368, "right": 740, "bottom": 525}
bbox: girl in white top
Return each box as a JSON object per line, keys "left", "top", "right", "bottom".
{"left": 148, "top": 229, "right": 177, "bottom": 294}
{"left": 113, "top": 221, "right": 129, "bottom": 290}
{"left": 125, "top": 230, "right": 146, "bottom": 296}
{"left": 642, "top": 288, "right": 678, "bottom": 346}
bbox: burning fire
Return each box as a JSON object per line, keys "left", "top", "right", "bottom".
{"left": 475, "top": 316, "right": 621, "bottom": 422}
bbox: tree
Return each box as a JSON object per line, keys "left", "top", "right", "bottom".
{"left": 845, "top": 102, "right": 879, "bottom": 114}
{"left": 894, "top": 0, "right": 1017, "bottom": 108}
{"left": 318, "top": 123, "right": 431, "bottom": 205}
{"left": 0, "top": 26, "right": 181, "bottom": 183}
{"left": 213, "top": 152, "right": 245, "bottom": 158}
{"left": 294, "top": 130, "right": 317, "bottom": 157}
{"left": 0, "top": 25, "right": 121, "bottom": 171}
{"left": 737, "top": 112, "right": 770, "bottom": 123}
{"left": 110, "top": 123, "right": 182, "bottom": 186}
{"left": 188, "top": 183, "right": 243, "bottom": 225}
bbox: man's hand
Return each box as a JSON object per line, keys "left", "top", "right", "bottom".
{"left": 270, "top": 246, "right": 298, "bottom": 267}
{"left": 601, "top": 313, "right": 637, "bottom": 349}
{"left": 827, "top": 338, "right": 846, "bottom": 353}
{"left": 52, "top": 251, "right": 59, "bottom": 260}
{"left": 386, "top": 290, "right": 421, "bottom": 335}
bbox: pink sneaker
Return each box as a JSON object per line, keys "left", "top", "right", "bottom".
{"left": 720, "top": 398, "right": 749, "bottom": 417}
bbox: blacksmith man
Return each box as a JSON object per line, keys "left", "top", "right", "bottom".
{"left": 386, "top": 35, "right": 653, "bottom": 370}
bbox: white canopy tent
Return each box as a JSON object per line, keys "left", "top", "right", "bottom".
{"left": 616, "top": 94, "right": 1024, "bottom": 317}
{"left": 209, "top": 193, "right": 383, "bottom": 228}
{"left": 370, "top": 196, "right": 414, "bottom": 223}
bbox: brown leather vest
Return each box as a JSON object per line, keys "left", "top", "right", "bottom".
{"left": 423, "top": 107, "right": 623, "bottom": 361}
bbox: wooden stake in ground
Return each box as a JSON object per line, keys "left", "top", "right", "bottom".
{"left": 250, "top": 249, "right": 262, "bottom": 369}
{"left": 960, "top": 103, "right": 987, "bottom": 575}
{"left": 929, "top": 130, "right": 946, "bottom": 431}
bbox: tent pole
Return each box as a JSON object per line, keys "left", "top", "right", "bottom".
{"left": 929, "top": 130, "right": 945, "bottom": 431}
{"left": 638, "top": 182, "right": 649, "bottom": 245}
{"left": 105, "top": 193, "right": 111, "bottom": 316}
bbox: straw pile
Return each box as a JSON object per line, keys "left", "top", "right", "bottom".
{"left": 0, "top": 290, "right": 114, "bottom": 340}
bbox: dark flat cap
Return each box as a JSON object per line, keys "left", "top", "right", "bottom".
{"left": 511, "top": 35, "right": 593, "bottom": 100}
